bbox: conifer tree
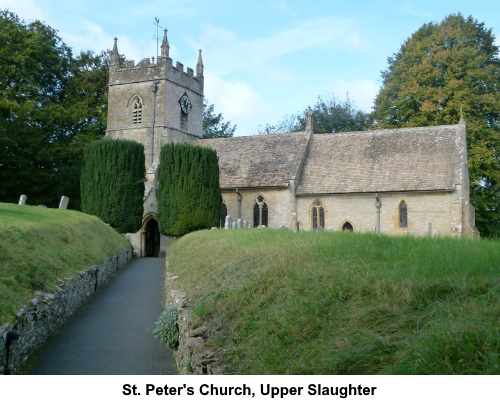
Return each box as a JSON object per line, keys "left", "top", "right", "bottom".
{"left": 80, "top": 139, "right": 145, "bottom": 233}
{"left": 372, "top": 14, "right": 500, "bottom": 237}
{"left": 157, "top": 143, "right": 221, "bottom": 237}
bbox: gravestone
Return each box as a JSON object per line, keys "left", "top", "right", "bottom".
{"left": 19, "top": 195, "right": 27, "bottom": 205}
{"left": 59, "top": 196, "right": 69, "bottom": 210}
{"left": 224, "top": 215, "right": 232, "bottom": 229}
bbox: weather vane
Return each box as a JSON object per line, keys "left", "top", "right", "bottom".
{"left": 153, "top": 17, "right": 162, "bottom": 62}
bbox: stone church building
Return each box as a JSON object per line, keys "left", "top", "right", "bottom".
{"left": 105, "top": 31, "right": 478, "bottom": 257}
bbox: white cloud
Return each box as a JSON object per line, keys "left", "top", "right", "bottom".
{"left": 197, "top": 16, "right": 371, "bottom": 76}
{"left": 0, "top": 0, "right": 47, "bottom": 21}
{"left": 324, "top": 79, "right": 380, "bottom": 112}
{"left": 204, "top": 72, "right": 275, "bottom": 136}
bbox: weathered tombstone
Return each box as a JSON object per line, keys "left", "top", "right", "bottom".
{"left": 291, "top": 213, "right": 298, "bottom": 232}
{"left": 237, "top": 218, "right": 242, "bottom": 229}
{"left": 232, "top": 222, "right": 236, "bottom": 229}
{"left": 244, "top": 220, "right": 249, "bottom": 228}
{"left": 224, "top": 215, "right": 232, "bottom": 230}
{"left": 18, "top": 195, "right": 27, "bottom": 205}
{"left": 59, "top": 196, "right": 69, "bottom": 210}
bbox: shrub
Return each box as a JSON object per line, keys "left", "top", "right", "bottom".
{"left": 157, "top": 143, "right": 221, "bottom": 237}
{"left": 154, "top": 306, "right": 179, "bottom": 350}
{"left": 80, "top": 139, "right": 145, "bottom": 233}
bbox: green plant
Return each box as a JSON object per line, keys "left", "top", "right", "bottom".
{"left": 154, "top": 306, "right": 179, "bottom": 350}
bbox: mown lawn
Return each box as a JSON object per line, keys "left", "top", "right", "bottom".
{"left": 0, "top": 203, "right": 131, "bottom": 325}
{"left": 167, "top": 229, "right": 500, "bottom": 374}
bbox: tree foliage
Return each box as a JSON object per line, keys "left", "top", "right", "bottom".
{"left": 372, "top": 14, "right": 500, "bottom": 237}
{"left": 0, "top": 10, "right": 110, "bottom": 209}
{"left": 157, "top": 143, "right": 221, "bottom": 237}
{"left": 80, "top": 139, "right": 145, "bottom": 233}
{"left": 203, "top": 99, "right": 236, "bottom": 138}
{"left": 258, "top": 93, "right": 371, "bottom": 134}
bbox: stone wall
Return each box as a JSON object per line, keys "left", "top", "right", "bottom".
{"left": 0, "top": 249, "right": 132, "bottom": 374}
{"left": 165, "top": 273, "right": 223, "bottom": 375}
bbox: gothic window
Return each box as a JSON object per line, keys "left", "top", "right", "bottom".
{"left": 220, "top": 203, "right": 227, "bottom": 228}
{"left": 132, "top": 97, "right": 142, "bottom": 124}
{"left": 399, "top": 201, "right": 408, "bottom": 228}
{"left": 311, "top": 199, "right": 325, "bottom": 230}
{"left": 253, "top": 195, "right": 268, "bottom": 228}
{"left": 342, "top": 222, "right": 353, "bottom": 232}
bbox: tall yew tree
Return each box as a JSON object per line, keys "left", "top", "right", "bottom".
{"left": 372, "top": 14, "right": 500, "bottom": 237}
{"left": 157, "top": 143, "right": 221, "bottom": 237}
{"left": 80, "top": 139, "right": 145, "bottom": 233}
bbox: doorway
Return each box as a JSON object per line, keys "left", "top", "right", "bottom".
{"left": 342, "top": 222, "right": 354, "bottom": 232}
{"left": 145, "top": 219, "right": 161, "bottom": 257}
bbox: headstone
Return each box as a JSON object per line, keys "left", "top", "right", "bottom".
{"left": 224, "top": 215, "right": 232, "bottom": 230}
{"left": 38, "top": 205, "right": 47, "bottom": 208}
{"left": 291, "top": 213, "right": 298, "bottom": 232}
{"left": 18, "top": 195, "right": 27, "bottom": 205}
{"left": 232, "top": 222, "right": 236, "bottom": 229}
{"left": 59, "top": 196, "right": 69, "bottom": 210}
{"left": 237, "top": 218, "right": 242, "bottom": 229}
{"left": 244, "top": 220, "right": 250, "bottom": 228}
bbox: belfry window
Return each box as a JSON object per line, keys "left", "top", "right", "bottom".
{"left": 132, "top": 97, "right": 142, "bottom": 124}
{"left": 311, "top": 199, "right": 325, "bottom": 230}
{"left": 253, "top": 195, "right": 268, "bottom": 227}
{"left": 399, "top": 201, "right": 408, "bottom": 228}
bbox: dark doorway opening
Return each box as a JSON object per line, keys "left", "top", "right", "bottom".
{"left": 342, "top": 222, "right": 353, "bottom": 232}
{"left": 145, "top": 219, "right": 161, "bottom": 257}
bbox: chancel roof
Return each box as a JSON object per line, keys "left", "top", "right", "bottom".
{"left": 297, "top": 124, "right": 464, "bottom": 194}
{"left": 196, "top": 132, "right": 305, "bottom": 189}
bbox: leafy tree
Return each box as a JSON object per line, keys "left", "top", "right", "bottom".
{"left": 0, "top": 10, "right": 111, "bottom": 209}
{"left": 80, "top": 139, "right": 145, "bottom": 233}
{"left": 0, "top": 10, "right": 72, "bottom": 206}
{"left": 203, "top": 99, "right": 236, "bottom": 138}
{"left": 258, "top": 93, "right": 371, "bottom": 134}
{"left": 372, "top": 14, "right": 500, "bottom": 237}
{"left": 157, "top": 143, "right": 221, "bottom": 236}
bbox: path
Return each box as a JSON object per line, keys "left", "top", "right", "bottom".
{"left": 30, "top": 257, "right": 177, "bottom": 375}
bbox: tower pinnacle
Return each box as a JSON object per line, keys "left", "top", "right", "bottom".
{"left": 110, "top": 37, "right": 119, "bottom": 66}
{"left": 196, "top": 49, "right": 204, "bottom": 78}
{"left": 161, "top": 29, "right": 170, "bottom": 58}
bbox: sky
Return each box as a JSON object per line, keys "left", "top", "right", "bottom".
{"left": 1, "top": 0, "right": 499, "bottom": 136}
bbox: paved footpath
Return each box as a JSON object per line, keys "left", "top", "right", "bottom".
{"left": 31, "top": 257, "right": 177, "bottom": 375}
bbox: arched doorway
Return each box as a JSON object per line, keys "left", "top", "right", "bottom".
{"left": 342, "top": 222, "right": 353, "bottom": 232}
{"left": 145, "top": 218, "right": 161, "bottom": 257}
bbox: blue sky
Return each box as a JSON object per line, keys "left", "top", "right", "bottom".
{"left": 2, "top": 0, "right": 499, "bottom": 135}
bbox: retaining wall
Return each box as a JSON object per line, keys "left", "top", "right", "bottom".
{"left": 166, "top": 273, "right": 223, "bottom": 375}
{"left": 0, "top": 249, "right": 132, "bottom": 374}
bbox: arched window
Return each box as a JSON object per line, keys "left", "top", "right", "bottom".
{"left": 311, "top": 199, "right": 325, "bottom": 230}
{"left": 220, "top": 203, "right": 227, "bottom": 228}
{"left": 253, "top": 195, "right": 268, "bottom": 227}
{"left": 399, "top": 201, "right": 408, "bottom": 228}
{"left": 132, "top": 97, "right": 142, "bottom": 124}
{"left": 342, "top": 222, "right": 353, "bottom": 232}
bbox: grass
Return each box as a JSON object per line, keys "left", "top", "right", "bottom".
{"left": 167, "top": 228, "right": 500, "bottom": 374}
{"left": 0, "top": 203, "right": 131, "bottom": 325}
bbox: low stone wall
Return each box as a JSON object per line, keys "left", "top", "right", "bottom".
{"left": 0, "top": 249, "right": 132, "bottom": 374}
{"left": 166, "top": 273, "right": 223, "bottom": 375}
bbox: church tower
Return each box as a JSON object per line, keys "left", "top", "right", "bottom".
{"left": 105, "top": 30, "right": 205, "bottom": 257}
{"left": 106, "top": 29, "right": 204, "bottom": 169}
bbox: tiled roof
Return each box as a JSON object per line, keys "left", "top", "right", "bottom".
{"left": 296, "top": 125, "right": 463, "bottom": 194}
{"left": 196, "top": 132, "right": 305, "bottom": 189}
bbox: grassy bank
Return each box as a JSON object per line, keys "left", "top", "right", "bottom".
{"left": 168, "top": 229, "right": 500, "bottom": 374}
{"left": 0, "top": 203, "right": 131, "bottom": 325}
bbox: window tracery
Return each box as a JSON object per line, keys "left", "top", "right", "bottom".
{"left": 253, "top": 195, "right": 268, "bottom": 227}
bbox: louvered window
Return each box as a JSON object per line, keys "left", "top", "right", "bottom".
{"left": 132, "top": 97, "right": 142, "bottom": 124}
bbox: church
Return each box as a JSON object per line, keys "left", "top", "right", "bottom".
{"left": 105, "top": 31, "right": 478, "bottom": 257}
